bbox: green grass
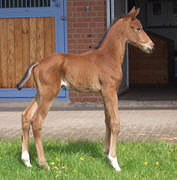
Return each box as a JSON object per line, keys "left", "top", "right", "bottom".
{"left": 0, "top": 141, "right": 176, "bottom": 180}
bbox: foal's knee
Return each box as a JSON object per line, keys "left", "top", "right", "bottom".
{"left": 32, "top": 121, "right": 42, "bottom": 133}
{"left": 110, "top": 121, "right": 120, "bottom": 135}
{"left": 31, "top": 116, "right": 43, "bottom": 135}
{"left": 22, "top": 112, "right": 30, "bottom": 131}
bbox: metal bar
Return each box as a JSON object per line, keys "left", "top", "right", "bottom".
{"left": 111, "top": 0, "right": 114, "bottom": 23}
{"left": 125, "top": 0, "right": 129, "bottom": 88}
{"left": 106, "top": 0, "right": 111, "bottom": 29}
{"left": 17, "top": 0, "right": 19, "bottom": 7}
{"left": 125, "top": 0, "right": 128, "bottom": 13}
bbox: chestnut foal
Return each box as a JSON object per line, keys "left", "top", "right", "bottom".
{"left": 17, "top": 7, "right": 154, "bottom": 172}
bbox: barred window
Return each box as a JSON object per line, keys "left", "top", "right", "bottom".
{"left": 0, "top": 0, "right": 51, "bottom": 8}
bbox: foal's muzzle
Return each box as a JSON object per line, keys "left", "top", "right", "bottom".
{"left": 146, "top": 47, "right": 153, "bottom": 54}
{"left": 144, "top": 42, "right": 155, "bottom": 54}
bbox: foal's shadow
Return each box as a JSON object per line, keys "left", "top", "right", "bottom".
{"left": 45, "top": 141, "right": 104, "bottom": 159}
{"left": 15, "top": 141, "right": 108, "bottom": 168}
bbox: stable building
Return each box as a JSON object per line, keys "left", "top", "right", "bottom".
{"left": 0, "top": 0, "right": 176, "bottom": 102}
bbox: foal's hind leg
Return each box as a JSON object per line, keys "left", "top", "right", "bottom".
{"left": 21, "top": 96, "right": 38, "bottom": 167}
{"left": 31, "top": 85, "right": 60, "bottom": 169}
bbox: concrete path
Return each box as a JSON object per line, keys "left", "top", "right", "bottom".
{"left": 0, "top": 102, "right": 177, "bottom": 142}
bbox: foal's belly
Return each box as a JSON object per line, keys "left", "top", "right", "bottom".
{"left": 61, "top": 80, "right": 101, "bottom": 93}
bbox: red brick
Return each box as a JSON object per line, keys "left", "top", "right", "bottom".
{"left": 73, "top": 34, "right": 81, "bottom": 38}
{"left": 73, "top": 23, "right": 89, "bottom": 28}
{"left": 94, "top": 6, "right": 105, "bottom": 11}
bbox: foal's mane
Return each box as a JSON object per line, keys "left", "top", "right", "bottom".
{"left": 94, "top": 15, "right": 126, "bottom": 49}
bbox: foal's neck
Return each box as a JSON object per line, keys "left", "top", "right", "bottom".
{"left": 99, "top": 22, "right": 127, "bottom": 64}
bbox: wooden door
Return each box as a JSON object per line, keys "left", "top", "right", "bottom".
{"left": 0, "top": 0, "right": 68, "bottom": 101}
{"left": 0, "top": 17, "right": 55, "bottom": 88}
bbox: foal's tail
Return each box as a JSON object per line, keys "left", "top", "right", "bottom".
{"left": 16, "top": 62, "right": 39, "bottom": 90}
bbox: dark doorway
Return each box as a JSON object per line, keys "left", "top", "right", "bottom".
{"left": 120, "top": 0, "right": 177, "bottom": 102}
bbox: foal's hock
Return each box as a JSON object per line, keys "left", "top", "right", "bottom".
{"left": 17, "top": 7, "right": 154, "bottom": 172}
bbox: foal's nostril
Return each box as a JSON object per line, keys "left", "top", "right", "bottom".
{"left": 147, "top": 47, "right": 153, "bottom": 54}
{"left": 151, "top": 42, "right": 155, "bottom": 49}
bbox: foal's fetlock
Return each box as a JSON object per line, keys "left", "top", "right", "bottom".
{"left": 103, "top": 147, "right": 109, "bottom": 155}
{"left": 39, "top": 161, "right": 50, "bottom": 170}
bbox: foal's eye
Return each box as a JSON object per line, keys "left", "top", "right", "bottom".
{"left": 136, "top": 28, "right": 141, "bottom": 32}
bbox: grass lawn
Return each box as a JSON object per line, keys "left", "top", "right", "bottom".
{"left": 0, "top": 140, "right": 176, "bottom": 180}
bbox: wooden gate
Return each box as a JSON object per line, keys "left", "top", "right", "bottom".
{"left": 0, "top": 0, "right": 68, "bottom": 101}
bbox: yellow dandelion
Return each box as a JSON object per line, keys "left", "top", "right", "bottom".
{"left": 56, "top": 157, "right": 59, "bottom": 162}
{"left": 144, "top": 161, "right": 148, "bottom": 165}
{"left": 155, "top": 161, "right": 159, "bottom": 166}
{"left": 80, "top": 157, "right": 84, "bottom": 161}
{"left": 50, "top": 162, "right": 55, "bottom": 165}
{"left": 62, "top": 166, "right": 65, "bottom": 169}
{"left": 54, "top": 166, "right": 59, "bottom": 170}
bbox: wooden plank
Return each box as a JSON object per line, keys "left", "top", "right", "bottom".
{"left": 51, "top": 17, "right": 56, "bottom": 53}
{"left": 22, "top": 18, "right": 30, "bottom": 88}
{"left": 1, "top": 19, "right": 8, "bottom": 88}
{"left": 44, "top": 17, "right": 52, "bottom": 57}
{"left": 14, "top": 18, "right": 23, "bottom": 88}
{"left": 0, "top": 19, "right": 2, "bottom": 87}
{"left": 7, "top": 18, "right": 15, "bottom": 88}
{"left": 36, "top": 17, "right": 44, "bottom": 60}
{"left": 29, "top": 17, "right": 37, "bottom": 88}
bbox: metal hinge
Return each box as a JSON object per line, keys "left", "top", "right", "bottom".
{"left": 60, "top": 16, "right": 67, "bottom": 21}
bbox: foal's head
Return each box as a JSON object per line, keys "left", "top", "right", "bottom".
{"left": 121, "top": 7, "right": 154, "bottom": 54}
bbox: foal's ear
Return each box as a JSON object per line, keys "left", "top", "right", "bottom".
{"left": 128, "top": 6, "right": 136, "bottom": 16}
{"left": 135, "top": 8, "right": 140, "bottom": 17}
{"left": 128, "top": 6, "right": 140, "bottom": 19}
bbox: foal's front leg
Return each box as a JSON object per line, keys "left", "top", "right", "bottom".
{"left": 103, "top": 110, "right": 111, "bottom": 154}
{"left": 102, "top": 87, "right": 121, "bottom": 172}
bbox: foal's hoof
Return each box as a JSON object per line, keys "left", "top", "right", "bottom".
{"left": 39, "top": 162, "right": 50, "bottom": 170}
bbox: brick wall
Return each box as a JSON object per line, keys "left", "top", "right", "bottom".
{"left": 67, "top": 0, "right": 106, "bottom": 102}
